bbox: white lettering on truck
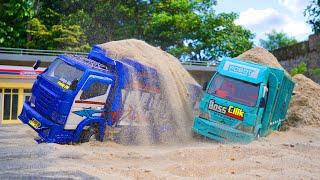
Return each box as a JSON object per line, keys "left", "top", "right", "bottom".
{"left": 209, "top": 100, "right": 227, "bottom": 114}
{"left": 208, "top": 100, "right": 244, "bottom": 120}
{"left": 223, "top": 61, "right": 260, "bottom": 79}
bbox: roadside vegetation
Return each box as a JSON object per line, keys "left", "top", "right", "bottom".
{"left": 0, "top": 0, "right": 253, "bottom": 61}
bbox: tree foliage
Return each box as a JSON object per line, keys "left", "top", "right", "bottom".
{"left": 260, "top": 30, "right": 298, "bottom": 51}
{"left": 0, "top": 0, "right": 33, "bottom": 47}
{"left": 27, "top": 0, "right": 90, "bottom": 51}
{"left": 1, "top": 0, "right": 254, "bottom": 60}
{"left": 143, "top": 1, "right": 253, "bottom": 60}
{"left": 305, "top": 0, "right": 320, "bottom": 33}
{"left": 26, "top": 18, "right": 51, "bottom": 49}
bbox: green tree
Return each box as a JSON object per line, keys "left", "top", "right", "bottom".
{"left": 1, "top": 0, "right": 254, "bottom": 59}
{"left": 50, "top": 24, "right": 90, "bottom": 51}
{"left": 62, "top": 0, "right": 254, "bottom": 60}
{"left": 305, "top": 0, "right": 320, "bottom": 33}
{"left": 165, "top": 12, "right": 254, "bottom": 60}
{"left": 63, "top": 0, "right": 150, "bottom": 44}
{"left": 26, "top": 1, "right": 90, "bottom": 51}
{"left": 26, "top": 18, "right": 51, "bottom": 49}
{"left": 141, "top": 0, "right": 254, "bottom": 60}
{"left": 0, "top": 0, "right": 33, "bottom": 47}
{"left": 26, "top": 18, "right": 90, "bottom": 51}
{"left": 260, "top": 30, "right": 298, "bottom": 51}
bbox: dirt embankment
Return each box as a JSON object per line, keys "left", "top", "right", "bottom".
{"left": 237, "top": 47, "right": 320, "bottom": 128}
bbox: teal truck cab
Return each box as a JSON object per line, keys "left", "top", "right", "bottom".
{"left": 192, "top": 58, "right": 294, "bottom": 143}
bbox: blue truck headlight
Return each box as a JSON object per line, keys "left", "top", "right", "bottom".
{"left": 199, "top": 111, "right": 210, "bottom": 120}
{"left": 30, "top": 94, "right": 36, "bottom": 107}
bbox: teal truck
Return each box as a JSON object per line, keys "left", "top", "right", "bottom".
{"left": 192, "top": 57, "right": 294, "bottom": 143}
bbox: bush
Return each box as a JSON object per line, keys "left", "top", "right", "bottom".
{"left": 291, "top": 62, "right": 307, "bottom": 76}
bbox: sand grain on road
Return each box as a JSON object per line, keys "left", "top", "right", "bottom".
{"left": 1, "top": 125, "right": 319, "bottom": 179}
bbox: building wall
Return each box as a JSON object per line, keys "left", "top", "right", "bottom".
{"left": 0, "top": 65, "right": 42, "bottom": 125}
{"left": 0, "top": 81, "right": 33, "bottom": 125}
{"left": 273, "top": 33, "right": 320, "bottom": 83}
{"left": 188, "top": 70, "right": 215, "bottom": 86}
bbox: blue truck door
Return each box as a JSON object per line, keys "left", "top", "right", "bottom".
{"left": 64, "top": 76, "right": 113, "bottom": 130}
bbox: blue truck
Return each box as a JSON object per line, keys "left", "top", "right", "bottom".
{"left": 18, "top": 46, "right": 167, "bottom": 144}
{"left": 192, "top": 57, "right": 295, "bottom": 143}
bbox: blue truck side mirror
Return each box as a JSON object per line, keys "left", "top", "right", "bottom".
{"left": 33, "top": 59, "right": 41, "bottom": 70}
{"left": 203, "top": 81, "right": 208, "bottom": 91}
{"left": 70, "top": 79, "right": 79, "bottom": 90}
{"left": 259, "top": 97, "right": 266, "bottom": 108}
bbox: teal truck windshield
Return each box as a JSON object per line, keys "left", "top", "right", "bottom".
{"left": 207, "top": 74, "right": 259, "bottom": 107}
{"left": 43, "top": 59, "right": 84, "bottom": 90}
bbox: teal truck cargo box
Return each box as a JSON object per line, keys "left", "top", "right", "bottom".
{"left": 192, "top": 57, "right": 295, "bottom": 143}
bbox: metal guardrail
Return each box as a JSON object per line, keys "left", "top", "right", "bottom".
{"left": 0, "top": 47, "right": 88, "bottom": 56}
{"left": 181, "top": 60, "right": 219, "bottom": 67}
{"left": 0, "top": 47, "right": 218, "bottom": 67}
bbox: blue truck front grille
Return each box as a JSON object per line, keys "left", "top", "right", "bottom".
{"left": 35, "top": 85, "right": 57, "bottom": 121}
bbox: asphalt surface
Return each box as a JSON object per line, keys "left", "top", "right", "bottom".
{"left": 0, "top": 124, "right": 98, "bottom": 180}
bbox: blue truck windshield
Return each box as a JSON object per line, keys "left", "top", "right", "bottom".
{"left": 207, "top": 73, "right": 259, "bottom": 107}
{"left": 43, "top": 59, "right": 84, "bottom": 90}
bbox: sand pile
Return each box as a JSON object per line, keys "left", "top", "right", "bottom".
{"left": 236, "top": 47, "right": 284, "bottom": 68}
{"left": 236, "top": 47, "right": 320, "bottom": 127}
{"left": 98, "top": 39, "right": 202, "bottom": 144}
{"left": 286, "top": 74, "right": 320, "bottom": 127}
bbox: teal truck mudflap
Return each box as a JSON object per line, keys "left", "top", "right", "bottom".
{"left": 192, "top": 117, "right": 255, "bottom": 143}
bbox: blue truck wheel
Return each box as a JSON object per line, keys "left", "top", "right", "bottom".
{"left": 80, "top": 125, "right": 99, "bottom": 143}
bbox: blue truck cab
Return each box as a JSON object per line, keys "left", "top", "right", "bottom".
{"left": 192, "top": 58, "right": 295, "bottom": 143}
{"left": 18, "top": 46, "right": 161, "bottom": 144}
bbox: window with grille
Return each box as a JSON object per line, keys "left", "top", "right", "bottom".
{"left": 1, "top": 88, "right": 19, "bottom": 121}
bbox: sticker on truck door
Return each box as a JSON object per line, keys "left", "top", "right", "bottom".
{"left": 57, "top": 78, "right": 71, "bottom": 90}
{"left": 208, "top": 100, "right": 244, "bottom": 120}
{"left": 65, "top": 79, "right": 112, "bottom": 130}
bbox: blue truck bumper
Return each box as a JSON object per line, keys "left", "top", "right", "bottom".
{"left": 192, "top": 117, "right": 255, "bottom": 143}
{"left": 18, "top": 102, "right": 74, "bottom": 144}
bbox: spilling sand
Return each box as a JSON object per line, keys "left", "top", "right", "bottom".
{"left": 237, "top": 47, "right": 320, "bottom": 128}
{"left": 98, "top": 39, "right": 202, "bottom": 144}
{"left": 286, "top": 74, "right": 320, "bottom": 127}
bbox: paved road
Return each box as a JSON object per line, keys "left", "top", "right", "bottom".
{"left": 0, "top": 125, "right": 98, "bottom": 180}
{"left": 1, "top": 124, "right": 320, "bottom": 179}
